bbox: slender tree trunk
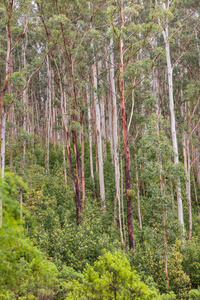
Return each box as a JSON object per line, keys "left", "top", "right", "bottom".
{"left": 46, "top": 53, "right": 51, "bottom": 171}
{"left": 121, "top": 156, "right": 126, "bottom": 248}
{"left": 192, "top": 168, "right": 199, "bottom": 214}
{"left": 162, "top": 16, "right": 184, "bottom": 232}
{"left": 21, "top": 30, "right": 28, "bottom": 170}
{"left": 119, "top": 0, "right": 135, "bottom": 250}
{"left": 20, "top": 188, "right": 23, "bottom": 220}
{"left": 0, "top": 109, "right": 7, "bottom": 227}
{"left": 86, "top": 84, "right": 94, "bottom": 181}
{"left": 157, "top": 119, "right": 169, "bottom": 291}
{"left": 110, "top": 37, "right": 124, "bottom": 248}
{"left": 62, "top": 131, "right": 67, "bottom": 185}
{"left": 106, "top": 52, "right": 113, "bottom": 162}
{"left": 98, "top": 60, "right": 107, "bottom": 158}
{"left": 135, "top": 154, "right": 142, "bottom": 230}
{"left": 187, "top": 140, "right": 192, "bottom": 240}
{"left": 81, "top": 86, "right": 85, "bottom": 211}
{"left": 0, "top": 3, "right": 13, "bottom": 226}
{"left": 68, "top": 51, "right": 82, "bottom": 223}
{"left": 92, "top": 58, "right": 106, "bottom": 209}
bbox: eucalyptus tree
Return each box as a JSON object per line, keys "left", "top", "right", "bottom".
{"left": 107, "top": 0, "right": 160, "bottom": 250}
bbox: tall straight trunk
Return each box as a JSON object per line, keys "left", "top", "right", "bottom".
{"left": 121, "top": 156, "right": 126, "bottom": 247}
{"left": 110, "top": 37, "right": 124, "bottom": 248}
{"left": 98, "top": 60, "right": 107, "bottom": 158}
{"left": 92, "top": 57, "right": 106, "bottom": 208}
{"left": 181, "top": 98, "right": 192, "bottom": 240}
{"left": 86, "top": 84, "right": 94, "bottom": 181}
{"left": 46, "top": 53, "right": 51, "bottom": 171}
{"left": 69, "top": 56, "right": 82, "bottom": 222}
{"left": 192, "top": 168, "right": 199, "bottom": 214}
{"left": 81, "top": 86, "right": 85, "bottom": 211}
{"left": 186, "top": 140, "right": 192, "bottom": 240}
{"left": 135, "top": 154, "right": 142, "bottom": 230}
{"left": 157, "top": 119, "right": 169, "bottom": 291}
{"left": 106, "top": 53, "right": 113, "bottom": 161}
{"left": 21, "top": 30, "right": 28, "bottom": 170}
{"left": 1, "top": 110, "right": 7, "bottom": 178}
{"left": 0, "top": 109, "right": 7, "bottom": 227}
{"left": 119, "top": 0, "right": 135, "bottom": 250}
{"left": 62, "top": 131, "right": 67, "bottom": 185}
{"left": 20, "top": 188, "right": 23, "bottom": 220}
{"left": 162, "top": 11, "right": 184, "bottom": 231}
{"left": 197, "top": 118, "right": 200, "bottom": 184}
{"left": 0, "top": 3, "right": 13, "bottom": 227}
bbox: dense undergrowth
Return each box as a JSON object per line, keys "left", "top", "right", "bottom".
{"left": 1, "top": 140, "right": 200, "bottom": 299}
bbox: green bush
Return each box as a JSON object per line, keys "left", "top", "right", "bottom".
{"left": 189, "top": 287, "right": 200, "bottom": 299}
{"left": 65, "top": 250, "right": 159, "bottom": 299}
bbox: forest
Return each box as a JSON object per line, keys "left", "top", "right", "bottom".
{"left": 1, "top": 0, "right": 200, "bottom": 299}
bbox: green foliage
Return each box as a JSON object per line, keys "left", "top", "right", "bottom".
{"left": 0, "top": 174, "right": 59, "bottom": 299}
{"left": 8, "top": 72, "right": 25, "bottom": 88}
{"left": 168, "top": 240, "right": 191, "bottom": 299}
{"left": 65, "top": 251, "right": 159, "bottom": 299}
{"left": 160, "top": 291, "right": 177, "bottom": 300}
{"left": 189, "top": 287, "right": 200, "bottom": 300}
{"left": 0, "top": 216, "right": 59, "bottom": 299}
{"left": 182, "top": 238, "right": 200, "bottom": 288}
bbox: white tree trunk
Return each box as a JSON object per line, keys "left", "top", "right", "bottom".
{"left": 46, "top": 54, "right": 51, "bottom": 171}
{"left": 110, "top": 37, "right": 124, "bottom": 247}
{"left": 106, "top": 56, "right": 113, "bottom": 161}
{"left": 162, "top": 20, "right": 184, "bottom": 231}
{"left": 92, "top": 61, "right": 105, "bottom": 208}
{"left": 98, "top": 60, "right": 106, "bottom": 157}
{"left": 186, "top": 139, "right": 192, "bottom": 240}
{"left": 86, "top": 84, "right": 94, "bottom": 181}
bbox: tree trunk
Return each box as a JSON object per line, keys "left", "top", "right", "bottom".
{"left": 62, "top": 131, "right": 67, "bottom": 185}
{"left": 0, "top": 109, "right": 7, "bottom": 228}
{"left": 121, "top": 156, "right": 126, "bottom": 248}
{"left": 92, "top": 58, "right": 106, "bottom": 209}
{"left": 20, "top": 188, "right": 23, "bottom": 220}
{"left": 86, "top": 84, "right": 94, "bottom": 181}
{"left": 46, "top": 53, "right": 51, "bottom": 171}
{"left": 119, "top": 0, "right": 135, "bottom": 250}
{"left": 110, "top": 37, "right": 124, "bottom": 248}
{"left": 186, "top": 140, "right": 192, "bottom": 240}
{"left": 162, "top": 16, "right": 184, "bottom": 232}
{"left": 81, "top": 86, "right": 86, "bottom": 211}
{"left": 98, "top": 60, "right": 107, "bottom": 158}
{"left": 135, "top": 155, "right": 142, "bottom": 230}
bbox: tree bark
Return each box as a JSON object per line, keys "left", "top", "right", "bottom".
{"left": 110, "top": 37, "right": 124, "bottom": 248}
{"left": 161, "top": 6, "right": 184, "bottom": 232}
{"left": 119, "top": 0, "right": 135, "bottom": 250}
{"left": 81, "top": 86, "right": 86, "bottom": 211}
{"left": 92, "top": 58, "right": 106, "bottom": 209}
{"left": 86, "top": 84, "right": 94, "bottom": 181}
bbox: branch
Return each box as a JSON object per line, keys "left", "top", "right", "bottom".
{"left": 11, "top": 3, "right": 32, "bottom": 52}
{"left": 8, "top": 43, "right": 57, "bottom": 110}
{"left": 173, "top": 18, "right": 200, "bottom": 68}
